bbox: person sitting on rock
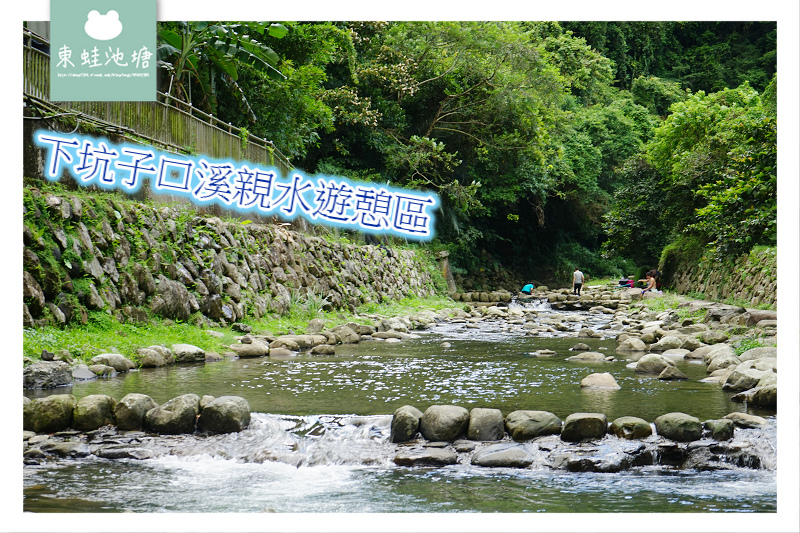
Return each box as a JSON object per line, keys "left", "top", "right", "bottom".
{"left": 639, "top": 273, "right": 657, "bottom": 294}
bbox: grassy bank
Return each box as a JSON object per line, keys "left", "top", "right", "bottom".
{"left": 23, "top": 294, "right": 462, "bottom": 365}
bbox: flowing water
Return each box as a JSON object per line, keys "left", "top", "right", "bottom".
{"left": 22, "top": 303, "right": 778, "bottom": 515}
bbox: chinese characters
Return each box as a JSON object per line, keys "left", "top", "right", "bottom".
{"left": 56, "top": 44, "right": 152, "bottom": 70}
{"left": 35, "top": 131, "right": 439, "bottom": 239}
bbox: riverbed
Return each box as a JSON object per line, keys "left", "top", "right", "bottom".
{"left": 22, "top": 302, "right": 778, "bottom": 518}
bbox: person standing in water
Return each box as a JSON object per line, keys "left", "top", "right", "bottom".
{"left": 572, "top": 268, "right": 584, "bottom": 296}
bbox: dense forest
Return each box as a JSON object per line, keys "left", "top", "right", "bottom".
{"left": 156, "top": 21, "right": 777, "bottom": 285}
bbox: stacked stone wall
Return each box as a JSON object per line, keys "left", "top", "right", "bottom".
{"left": 662, "top": 248, "right": 776, "bottom": 308}
{"left": 23, "top": 187, "right": 438, "bottom": 329}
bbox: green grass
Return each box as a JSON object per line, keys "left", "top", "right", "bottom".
{"left": 733, "top": 336, "right": 777, "bottom": 357}
{"left": 23, "top": 295, "right": 460, "bottom": 365}
{"left": 638, "top": 292, "right": 708, "bottom": 322}
{"left": 24, "top": 313, "right": 239, "bottom": 363}
{"left": 721, "top": 296, "right": 776, "bottom": 311}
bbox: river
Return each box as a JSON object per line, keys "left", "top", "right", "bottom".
{"left": 22, "top": 302, "right": 778, "bottom": 521}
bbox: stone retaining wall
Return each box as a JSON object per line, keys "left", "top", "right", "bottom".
{"left": 23, "top": 187, "right": 439, "bottom": 328}
{"left": 661, "top": 247, "right": 776, "bottom": 307}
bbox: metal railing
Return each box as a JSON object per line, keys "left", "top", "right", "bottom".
{"left": 23, "top": 27, "right": 294, "bottom": 177}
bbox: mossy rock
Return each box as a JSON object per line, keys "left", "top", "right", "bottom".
{"left": 23, "top": 394, "right": 76, "bottom": 433}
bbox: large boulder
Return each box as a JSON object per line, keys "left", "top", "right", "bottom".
{"left": 560, "top": 412, "right": 608, "bottom": 442}
{"left": 723, "top": 412, "right": 768, "bottom": 428}
{"left": 654, "top": 412, "right": 702, "bottom": 442}
{"left": 658, "top": 366, "right": 688, "bottom": 381}
{"left": 738, "top": 346, "right": 777, "bottom": 362}
{"left": 71, "top": 364, "right": 97, "bottom": 381}
{"left": 679, "top": 336, "right": 706, "bottom": 351}
{"left": 649, "top": 335, "right": 685, "bottom": 352}
{"left": 378, "top": 317, "right": 410, "bottom": 333}
{"left": 230, "top": 341, "right": 270, "bottom": 358}
{"left": 721, "top": 359, "right": 777, "bottom": 391}
{"left": 330, "top": 325, "right": 361, "bottom": 344}
{"left": 23, "top": 394, "right": 76, "bottom": 433}
{"left": 150, "top": 275, "right": 193, "bottom": 321}
{"left": 696, "top": 343, "right": 736, "bottom": 363}
{"left": 700, "top": 330, "right": 729, "bottom": 345}
{"left": 580, "top": 372, "right": 620, "bottom": 389}
{"left": 704, "top": 419, "right": 734, "bottom": 441}
{"left": 634, "top": 354, "right": 676, "bottom": 374}
{"left": 615, "top": 337, "right": 647, "bottom": 355}
{"left": 419, "top": 405, "right": 470, "bottom": 442}
{"left": 739, "top": 309, "right": 777, "bottom": 326}
{"left": 505, "top": 410, "right": 562, "bottom": 441}
{"left": 566, "top": 352, "right": 606, "bottom": 363}
{"left": 471, "top": 443, "right": 534, "bottom": 468}
{"left": 467, "top": 408, "right": 505, "bottom": 441}
{"left": 198, "top": 396, "right": 251, "bottom": 434}
{"left": 23, "top": 361, "right": 73, "bottom": 389}
{"left": 115, "top": 393, "right": 159, "bottom": 430}
{"left": 391, "top": 405, "right": 424, "bottom": 443}
{"left": 23, "top": 271, "right": 46, "bottom": 316}
{"left": 171, "top": 344, "right": 207, "bottom": 363}
{"left": 706, "top": 351, "right": 742, "bottom": 374}
{"left": 609, "top": 416, "right": 652, "bottom": 440}
{"left": 72, "top": 394, "right": 116, "bottom": 431}
{"left": 144, "top": 394, "right": 201, "bottom": 434}
{"left": 136, "top": 346, "right": 175, "bottom": 367}
{"left": 752, "top": 385, "right": 777, "bottom": 408}
{"left": 89, "top": 353, "right": 136, "bottom": 372}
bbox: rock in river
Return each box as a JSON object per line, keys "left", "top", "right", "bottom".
{"left": 23, "top": 394, "right": 76, "bottom": 433}
{"left": 23, "top": 361, "right": 73, "bottom": 389}
{"left": 654, "top": 412, "right": 702, "bottom": 442}
{"left": 115, "top": 393, "right": 159, "bottom": 431}
{"left": 198, "top": 396, "right": 251, "bottom": 434}
{"left": 145, "top": 394, "right": 201, "bottom": 434}
{"left": 471, "top": 443, "right": 534, "bottom": 468}
{"left": 467, "top": 408, "right": 505, "bottom": 441}
{"left": 73, "top": 394, "right": 116, "bottom": 431}
{"left": 505, "top": 410, "right": 562, "bottom": 441}
{"left": 391, "top": 405, "right": 424, "bottom": 443}
{"left": 419, "top": 405, "right": 469, "bottom": 442}
{"left": 609, "top": 416, "right": 652, "bottom": 440}
{"left": 560, "top": 412, "right": 608, "bottom": 442}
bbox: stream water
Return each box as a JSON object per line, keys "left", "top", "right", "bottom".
{"left": 22, "top": 302, "right": 778, "bottom": 517}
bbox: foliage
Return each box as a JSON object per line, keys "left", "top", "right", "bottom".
{"left": 640, "top": 293, "right": 708, "bottom": 322}
{"left": 561, "top": 21, "right": 776, "bottom": 94}
{"left": 154, "top": 19, "right": 777, "bottom": 284}
{"left": 733, "top": 337, "right": 770, "bottom": 357}
{"left": 630, "top": 76, "right": 688, "bottom": 117}
{"left": 645, "top": 80, "right": 776, "bottom": 258}
{"left": 691, "top": 100, "right": 777, "bottom": 256}
{"left": 157, "top": 21, "right": 288, "bottom": 116}
{"left": 23, "top": 317, "right": 235, "bottom": 363}
{"left": 601, "top": 156, "right": 670, "bottom": 265}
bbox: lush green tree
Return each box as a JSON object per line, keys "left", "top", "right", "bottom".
{"left": 691, "top": 78, "right": 777, "bottom": 257}
{"left": 170, "top": 19, "right": 778, "bottom": 283}
{"left": 630, "top": 76, "right": 688, "bottom": 117}
{"left": 646, "top": 82, "right": 768, "bottom": 232}
{"left": 573, "top": 95, "right": 657, "bottom": 192}
{"left": 602, "top": 156, "right": 671, "bottom": 266}
{"left": 157, "top": 21, "right": 288, "bottom": 116}
{"left": 605, "top": 77, "right": 777, "bottom": 263}
{"left": 562, "top": 21, "right": 776, "bottom": 94}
